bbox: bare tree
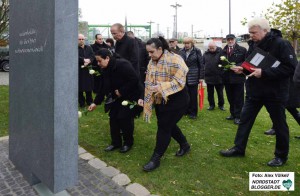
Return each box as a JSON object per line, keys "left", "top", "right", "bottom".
{"left": 264, "top": 0, "right": 300, "bottom": 54}
{"left": 0, "top": 0, "right": 9, "bottom": 42}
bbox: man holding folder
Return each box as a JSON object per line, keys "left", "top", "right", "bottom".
{"left": 220, "top": 18, "right": 298, "bottom": 167}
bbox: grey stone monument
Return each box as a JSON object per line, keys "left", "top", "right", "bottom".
{"left": 9, "top": 0, "right": 78, "bottom": 193}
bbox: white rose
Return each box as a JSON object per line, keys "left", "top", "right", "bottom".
{"left": 89, "top": 69, "right": 95, "bottom": 75}
{"left": 220, "top": 56, "right": 226, "bottom": 61}
{"left": 78, "top": 111, "right": 82, "bottom": 118}
{"left": 218, "top": 64, "right": 222, "bottom": 68}
{"left": 81, "top": 65, "right": 85, "bottom": 68}
{"left": 122, "top": 100, "right": 128, "bottom": 106}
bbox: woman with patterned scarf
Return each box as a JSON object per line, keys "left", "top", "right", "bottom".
{"left": 138, "top": 36, "right": 191, "bottom": 172}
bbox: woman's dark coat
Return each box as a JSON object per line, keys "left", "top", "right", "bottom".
{"left": 179, "top": 47, "right": 204, "bottom": 85}
{"left": 94, "top": 57, "right": 143, "bottom": 119}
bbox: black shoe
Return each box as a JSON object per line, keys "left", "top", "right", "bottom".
{"left": 226, "top": 115, "right": 234, "bottom": 120}
{"left": 188, "top": 115, "right": 197, "bottom": 119}
{"left": 295, "top": 136, "right": 300, "bottom": 139}
{"left": 264, "top": 129, "right": 275, "bottom": 135}
{"left": 143, "top": 153, "right": 161, "bottom": 172}
{"left": 207, "top": 106, "right": 215, "bottom": 110}
{"left": 234, "top": 118, "right": 240, "bottom": 125}
{"left": 219, "top": 147, "right": 245, "bottom": 157}
{"left": 175, "top": 143, "right": 191, "bottom": 156}
{"left": 120, "top": 145, "right": 132, "bottom": 153}
{"left": 267, "top": 157, "right": 287, "bottom": 167}
{"left": 104, "top": 145, "right": 120, "bottom": 152}
{"left": 219, "top": 106, "right": 225, "bottom": 111}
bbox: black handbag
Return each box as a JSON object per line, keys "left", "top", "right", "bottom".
{"left": 104, "top": 93, "right": 116, "bottom": 113}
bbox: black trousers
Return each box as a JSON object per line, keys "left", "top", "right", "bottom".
{"left": 271, "top": 107, "right": 300, "bottom": 129}
{"left": 154, "top": 106, "right": 188, "bottom": 156}
{"left": 109, "top": 117, "right": 134, "bottom": 147}
{"left": 207, "top": 84, "right": 224, "bottom": 107}
{"left": 234, "top": 97, "right": 289, "bottom": 159}
{"left": 78, "top": 91, "right": 93, "bottom": 107}
{"left": 186, "top": 84, "right": 198, "bottom": 116}
{"left": 224, "top": 83, "right": 244, "bottom": 118}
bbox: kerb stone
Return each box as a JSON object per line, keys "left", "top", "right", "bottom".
{"left": 112, "top": 173, "right": 131, "bottom": 186}
{"left": 126, "top": 183, "right": 150, "bottom": 196}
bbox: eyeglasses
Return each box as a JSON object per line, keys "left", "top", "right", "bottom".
{"left": 78, "top": 39, "right": 85, "bottom": 40}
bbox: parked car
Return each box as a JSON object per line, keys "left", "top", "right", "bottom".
{"left": 0, "top": 46, "right": 9, "bottom": 72}
{"left": 0, "top": 56, "right": 9, "bottom": 72}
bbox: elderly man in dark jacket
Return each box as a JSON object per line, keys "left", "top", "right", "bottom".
{"left": 203, "top": 41, "right": 225, "bottom": 111}
{"left": 220, "top": 18, "right": 298, "bottom": 167}
{"left": 78, "top": 34, "right": 95, "bottom": 107}
{"left": 110, "top": 23, "right": 140, "bottom": 77}
{"left": 179, "top": 37, "right": 204, "bottom": 119}
{"left": 221, "top": 34, "right": 247, "bottom": 124}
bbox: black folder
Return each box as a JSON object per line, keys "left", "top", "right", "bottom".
{"left": 241, "top": 47, "right": 281, "bottom": 72}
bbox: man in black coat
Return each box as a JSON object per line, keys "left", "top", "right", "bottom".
{"left": 90, "top": 34, "right": 109, "bottom": 93}
{"left": 78, "top": 34, "right": 95, "bottom": 107}
{"left": 203, "top": 41, "right": 225, "bottom": 111}
{"left": 110, "top": 23, "right": 140, "bottom": 77}
{"left": 220, "top": 18, "right": 298, "bottom": 167}
{"left": 127, "top": 31, "right": 150, "bottom": 84}
{"left": 221, "top": 34, "right": 247, "bottom": 124}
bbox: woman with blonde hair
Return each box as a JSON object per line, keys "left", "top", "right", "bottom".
{"left": 179, "top": 37, "right": 204, "bottom": 119}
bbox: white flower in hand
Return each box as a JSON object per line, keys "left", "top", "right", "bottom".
{"left": 89, "top": 69, "right": 95, "bottom": 75}
{"left": 122, "top": 100, "right": 129, "bottom": 106}
{"left": 78, "top": 111, "right": 82, "bottom": 118}
{"left": 220, "top": 56, "right": 226, "bottom": 61}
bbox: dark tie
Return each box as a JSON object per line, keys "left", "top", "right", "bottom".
{"left": 229, "top": 46, "right": 233, "bottom": 54}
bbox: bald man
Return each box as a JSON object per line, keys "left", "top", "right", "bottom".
{"left": 203, "top": 41, "right": 225, "bottom": 111}
{"left": 78, "top": 34, "right": 95, "bottom": 107}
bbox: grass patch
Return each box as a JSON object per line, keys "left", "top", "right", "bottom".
{"left": 1, "top": 85, "right": 300, "bottom": 195}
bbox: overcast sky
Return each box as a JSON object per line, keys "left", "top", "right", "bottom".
{"left": 79, "top": 0, "right": 281, "bottom": 38}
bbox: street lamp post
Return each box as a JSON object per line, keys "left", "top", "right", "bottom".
{"left": 229, "top": 0, "right": 231, "bottom": 34}
{"left": 170, "top": 2, "right": 182, "bottom": 39}
{"left": 147, "top": 20, "right": 155, "bottom": 38}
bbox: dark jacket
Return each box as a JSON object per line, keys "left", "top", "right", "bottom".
{"left": 221, "top": 44, "right": 247, "bottom": 84}
{"left": 293, "top": 62, "right": 300, "bottom": 87}
{"left": 244, "top": 29, "right": 298, "bottom": 102}
{"left": 287, "top": 77, "right": 300, "bottom": 108}
{"left": 115, "top": 33, "right": 140, "bottom": 76}
{"left": 78, "top": 45, "right": 95, "bottom": 91}
{"left": 179, "top": 47, "right": 204, "bottom": 85}
{"left": 171, "top": 45, "right": 181, "bottom": 54}
{"left": 135, "top": 37, "right": 149, "bottom": 75}
{"left": 203, "top": 47, "right": 223, "bottom": 84}
{"left": 91, "top": 42, "right": 109, "bottom": 53}
{"left": 94, "top": 57, "right": 142, "bottom": 119}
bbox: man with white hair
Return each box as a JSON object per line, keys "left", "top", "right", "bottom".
{"left": 220, "top": 18, "right": 298, "bottom": 167}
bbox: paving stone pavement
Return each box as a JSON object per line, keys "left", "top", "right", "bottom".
{"left": 0, "top": 137, "right": 150, "bottom": 196}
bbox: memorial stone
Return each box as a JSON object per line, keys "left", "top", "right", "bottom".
{"left": 9, "top": 0, "right": 78, "bottom": 193}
